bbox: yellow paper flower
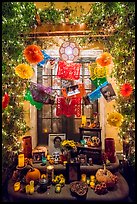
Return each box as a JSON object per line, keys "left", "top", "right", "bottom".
{"left": 94, "top": 66, "right": 107, "bottom": 78}
{"left": 15, "top": 64, "right": 34, "bottom": 79}
{"left": 107, "top": 111, "right": 124, "bottom": 127}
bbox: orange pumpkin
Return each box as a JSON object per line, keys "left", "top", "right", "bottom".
{"left": 25, "top": 168, "right": 41, "bottom": 184}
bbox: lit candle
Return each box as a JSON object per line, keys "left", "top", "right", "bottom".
{"left": 29, "top": 186, "right": 34, "bottom": 194}
{"left": 81, "top": 115, "right": 87, "bottom": 127}
{"left": 81, "top": 174, "right": 87, "bottom": 182}
{"left": 47, "top": 165, "right": 54, "bottom": 183}
{"left": 90, "top": 175, "right": 95, "bottom": 182}
{"left": 30, "top": 180, "right": 34, "bottom": 187}
{"left": 18, "top": 154, "right": 24, "bottom": 168}
{"left": 14, "top": 182, "right": 20, "bottom": 192}
{"left": 25, "top": 184, "right": 30, "bottom": 194}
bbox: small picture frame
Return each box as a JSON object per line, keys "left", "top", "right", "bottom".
{"left": 66, "top": 163, "right": 81, "bottom": 184}
{"left": 100, "top": 83, "right": 116, "bottom": 102}
{"left": 48, "top": 133, "right": 66, "bottom": 155}
{"left": 32, "top": 152, "right": 45, "bottom": 163}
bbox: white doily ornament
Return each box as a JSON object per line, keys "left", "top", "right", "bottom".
{"left": 59, "top": 41, "right": 80, "bottom": 62}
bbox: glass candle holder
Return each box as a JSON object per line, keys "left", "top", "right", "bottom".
{"left": 81, "top": 174, "right": 87, "bottom": 182}
{"left": 18, "top": 154, "right": 24, "bottom": 168}
{"left": 14, "top": 182, "right": 20, "bottom": 192}
{"left": 22, "top": 136, "right": 32, "bottom": 158}
{"left": 42, "top": 157, "right": 47, "bottom": 165}
{"left": 46, "top": 165, "right": 54, "bottom": 184}
{"left": 105, "top": 138, "right": 116, "bottom": 163}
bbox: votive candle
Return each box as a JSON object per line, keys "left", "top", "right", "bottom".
{"left": 25, "top": 184, "right": 30, "bottom": 194}
{"left": 14, "top": 182, "right": 20, "bottom": 192}
{"left": 29, "top": 186, "right": 34, "bottom": 194}
{"left": 18, "top": 153, "right": 24, "bottom": 168}
{"left": 30, "top": 180, "right": 34, "bottom": 187}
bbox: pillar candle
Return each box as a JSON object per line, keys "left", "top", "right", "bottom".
{"left": 81, "top": 115, "right": 87, "bottom": 126}
{"left": 47, "top": 165, "right": 54, "bottom": 183}
{"left": 14, "top": 182, "right": 20, "bottom": 192}
{"left": 18, "top": 154, "right": 24, "bottom": 168}
{"left": 81, "top": 174, "right": 86, "bottom": 182}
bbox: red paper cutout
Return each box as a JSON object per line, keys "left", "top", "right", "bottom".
{"left": 62, "top": 83, "right": 86, "bottom": 98}
{"left": 56, "top": 97, "right": 81, "bottom": 117}
{"left": 57, "top": 61, "right": 81, "bottom": 80}
{"left": 2, "top": 92, "right": 10, "bottom": 109}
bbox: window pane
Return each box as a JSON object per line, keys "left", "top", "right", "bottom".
{"left": 42, "top": 105, "right": 51, "bottom": 118}
{"left": 74, "top": 119, "right": 81, "bottom": 133}
{"left": 42, "top": 119, "right": 51, "bottom": 132}
{"left": 52, "top": 119, "right": 62, "bottom": 133}
{"left": 43, "top": 77, "right": 51, "bottom": 87}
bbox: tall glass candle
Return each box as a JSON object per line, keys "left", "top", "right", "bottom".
{"left": 47, "top": 165, "right": 54, "bottom": 183}
{"left": 18, "top": 154, "right": 24, "bottom": 167}
{"left": 81, "top": 115, "right": 87, "bottom": 126}
{"left": 105, "top": 138, "right": 116, "bottom": 163}
{"left": 25, "top": 185, "right": 30, "bottom": 194}
{"left": 22, "top": 136, "right": 32, "bottom": 158}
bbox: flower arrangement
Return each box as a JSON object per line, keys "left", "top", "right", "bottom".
{"left": 15, "top": 64, "right": 34, "bottom": 79}
{"left": 61, "top": 140, "right": 77, "bottom": 151}
{"left": 23, "top": 44, "right": 44, "bottom": 64}
{"left": 107, "top": 111, "right": 124, "bottom": 127}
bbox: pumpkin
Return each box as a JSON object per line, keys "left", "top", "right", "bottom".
{"left": 25, "top": 168, "right": 41, "bottom": 184}
{"left": 95, "top": 166, "right": 117, "bottom": 188}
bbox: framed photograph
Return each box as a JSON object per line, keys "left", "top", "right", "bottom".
{"left": 48, "top": 133, "right": 66, "bottom": 155}
{"left": 66, "top": 163, "right": 81, "bottom": 184}
{"left": 32, "top": 152, "right": 45, "bottom": 163}
{"left": 100, "top": 83, "right": 116, "bottom": 102}
{"left": 83, "top": 135, "right": 91, "bottom": 142}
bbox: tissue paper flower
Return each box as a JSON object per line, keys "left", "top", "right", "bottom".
{"left": 15, "top": 64, "right": 34, "bottom": 79}
{"left": 96, "top": 52, "right": 112, "bottom": 67}
{"left": 120, "top": 83, "right": 133, "bottom": 97}
{"left": 24, "top": 44, "right": 43, "bottom": 64}
{"left": 107, "top": 111, "right": 123, "bottom": 127}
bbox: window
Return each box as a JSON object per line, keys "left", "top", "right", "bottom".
{"left": 37, "top": 55, "right": 99, "bottom": 145}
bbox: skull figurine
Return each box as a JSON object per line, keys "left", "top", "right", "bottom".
{"left": 52, "top": 152, "right": 60, "bottom": 164}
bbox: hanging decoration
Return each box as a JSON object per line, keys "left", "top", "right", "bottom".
{"left": 23, "top": 44, "right": 44, "bottom": 64}
{"left": 107, "top": 111, "right": 124, "bottom": 127}
{"left": 59, "top": 41, "right": 80, "bottom": 62}
{"left": 24, "top": 88, "right": 43, "bottom": 110}
{"left": 96, "top": 52, "right": 113, "bottom": 67}
{"left": 88, "top": 62, "right": 108, "bottom": 88}
{"left": 2, "top": 92, "right": 10, "bottom": 109}
{"left": 29, "top": 82, "right": 55, "bottom": 105}
{"left": 88, "top": 81, "right": 108, "bottom": 102}
{"left": 56, "top": 97, "right": 81, "bottom": 117}
{"left": 120, "top": 83, "right": 133, "bottom": 97}
{"left": 57, "top": 61, "right": 81, "bottom": 80}
{"left": 38, "top": 50, "right": 51, "bottom": 67}
{"left": 14, "top": 64, "right": 34, "bottom": 79}
{"left": 62, "top": 83, "right": 86, "bottom": 98}
{"left": 100, "top": 83, "right": 116, "bottom": 102}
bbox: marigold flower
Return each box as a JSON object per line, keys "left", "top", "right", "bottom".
{"left": 120, "top": 83, "right": 133, "bottom": 97}
{"left": 15, "top": 64, "right": 34, "bottom": 79}
{"left": 107, "top": 111, "right": 123, "bottom": 127}
{"left": 96, "top": 52, "right": 112, "bottom": 67}
{"left": 24, "top": 44, "right": 44, "bottom": 64}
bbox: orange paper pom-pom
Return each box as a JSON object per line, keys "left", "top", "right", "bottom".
{"left": 24, "top": 45, "right": 44, "bottom": 64}
{"left": 120, "top": 83, "right": 133, "bottom": 97}
{"left": 96, "top": 52, "right": 112, "bottom": 67}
